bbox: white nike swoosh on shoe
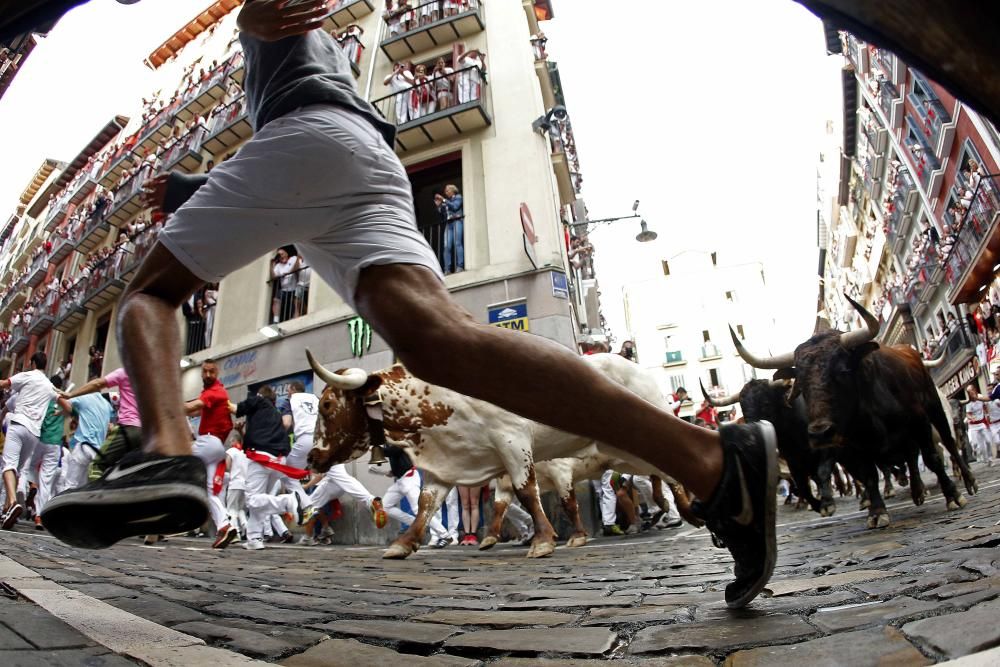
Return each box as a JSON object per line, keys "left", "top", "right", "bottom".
{"left": 104, "top": 459, "right": 173, "bottom": 482}
{"left": 732, "top": 461, "right": 754, "bottom": 526}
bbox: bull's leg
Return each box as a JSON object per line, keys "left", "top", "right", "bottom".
{"left": 856, "top": 480, "right": 868, "bottom": 509}
{"left": 561, "top": 489, "right": 588, "bottom": 547}
{"left": 907, "top": 452, "right": 926, "bottom": 506}
{"left": 789, "top": 459, "right": 821, "bottom": 514}
{"left": 383, "top": 476, "right": 450, "bottom": 560}
{"left": 480, "top": 476, "right": 514, "bottom": 551}
{"left": 880, "top": 464, "right": 896, "bottom": 498}
{"left": 616, "top": 482, "right": 640, "bottom": 534}
{"left": 860, "top": 462, "right": 890, "bottom": 529}
{"left": 926, "top": 397, "right": 977, "bottom": 495}
{"left": 918, "top": 431, "right": 967, "bottom": 511}
{"left": 649, "top": 475, "right": 668, "bottom": 521}
{"left": 511, "top": 466, "right": 557, "bottom": 559}
{"left": 815, "top": 454, "right": 837, "bottom": 517}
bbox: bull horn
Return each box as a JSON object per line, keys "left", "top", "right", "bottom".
{"left": 305, "top": 348, "right": 368, "bottom": 390}
{"left": 729, "top": 325, "right": 795, "bottom": 369}
{"left": 699, "top": 378, "right": 740, "bottom": 407}
{"left": 922, "top": 353, "right": 946, "bottom": 368}
{"left": 840, "top": 293, "right": 881, "bottom": 348}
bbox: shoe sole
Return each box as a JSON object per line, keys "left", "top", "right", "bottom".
{"left": 41, "top": 484, "right": 209, "bottom": 550}
{"left": 2, "top": 505, "right": 23, "bottom": 530}
{"left": 213, "top": 527, "right": 239, "bottom": 549}
{"left": 727, "top": 420, "right": 778, "bottom": 609}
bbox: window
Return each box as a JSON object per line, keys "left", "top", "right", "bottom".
{"left": 702, "top": 330, "right": 711, "bottom": 343}
{"left": 736, "top": 324, "right": 746, "bottom": 339}
{"left": 725, "top": 290, "right": 737, "bottom": 303}
{"left": 661, "top": 260, "right": 670, "bottom": 276}
{"left": 407, "top": 152, "right": 464, "bottom": 275}
{"left": 709, "top": 368, "right": 720, "bottom": 388}
{"left": 90, "top": 316, "right": 110, "bottom": 380}
{"left": 711, "top": 252, "right": 717, "bottom": 267}
{"left": 668, "top": 374, "right": 686, "bottom": 394}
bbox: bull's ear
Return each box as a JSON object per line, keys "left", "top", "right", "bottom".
{"left": 358, "top": 375, "right": 383, "bottom": 397}
{"left": 773, "top": 367, "right": 796, "bottom": 381}
{"left": 851, "top": 341, "right": 880, "bottom": 363}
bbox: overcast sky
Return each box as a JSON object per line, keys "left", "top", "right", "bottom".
{"left": 0, "top": 0, "right": 842, "bottom": 354}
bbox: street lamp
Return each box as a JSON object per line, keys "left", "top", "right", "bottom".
{"left": 568, "top": 200, "right": 658, "bottom": 243}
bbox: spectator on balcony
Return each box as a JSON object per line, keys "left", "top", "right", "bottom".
{"left": 419, "top": 0, "right": 439, "bottom": 26}
{"left": 411, "top": 63, "right": 436, "bottom": 118}
{"left": 619, "top": 340, "right": 637, "bottom": 363}
{"left": 203, "top": 283, "right": 219, "bottom": 349}
{"left": 271, "top": 247, "right": 302, "bottom": 323}
{"left": 335, "top": 25, "right": 364, "bottom": 65}
{"left": 442, "top": 184, "right": 465, "bottom": 274}
{"left": 530, "top": 31, "right": 548, "bottom": 61}
{"left": 946, "top": 312, "right": 959, "bottom": 334}
{"left": 432, "top": 58, "right": 455, "bottom": 110}
{"left": 183, "top": 294, "right": 207, "bottom": 356}
{"left": 87, "top": 345, "right": 104, "bottom": 381}
{"left": 294, "top": 261, "right": 311, "bottom": 319}
{"left": 384, "top": 61, "right": 414, "bottom": 125}
{"left": 456, "top": 49, "right": 485, "bottom": 104}
{"left": 383, "top": 0, "right": 403, "bottom": 36}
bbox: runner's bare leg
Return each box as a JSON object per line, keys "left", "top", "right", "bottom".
{"left": 116, "top": 243, "right": 205, "bottom": 457}
{"left": 355, "top": 264, "right": 723, "bottom": 499}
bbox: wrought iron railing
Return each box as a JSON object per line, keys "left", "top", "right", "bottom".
{"left": 110, "top": 164, "right": 153, "bottom": 214}
{"left": 207, "top": 95, "right": 247, "bottom": 136}
{"left": 877, "top": 79, "right": 899, "bottom": 122}
{"left": 337, "top": 33, "right": 364, "bottom": 68}
{"left": 943, "top": 174, "right": 1000, "bottom": 286}
{"left": 267, "top": 265, "right": 311, "bottom": 324}
{"left": 371, "top": 65, "right": 486, "bottom": 126}
{"left": 383, "top": 0, "right": 481, "bottom": 39}
{"left": 904, "top": 118, "right": 941, "bottom": 189}
{"left": 160, "top": 125, "right": 206, "bottom": 170}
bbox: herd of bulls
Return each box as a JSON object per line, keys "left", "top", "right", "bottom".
{"left": 303, "top": 293, "right": 977, "bottom": 560}
{"left": 711, "top": 294, "right": 976, "bottom": 529}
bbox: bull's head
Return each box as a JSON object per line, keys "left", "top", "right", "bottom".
{"left": 732, "top": 294, "right": 880, "bottom": 448}
{"left": 305, "top": 349, "right": 382, "bottom": 473}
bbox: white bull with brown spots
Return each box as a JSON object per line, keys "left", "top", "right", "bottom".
{"left": 306, "top": 350, "right": 682, "bottom": 559}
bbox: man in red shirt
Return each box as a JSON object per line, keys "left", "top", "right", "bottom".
{"left": 184, "top": 359, "right": 233, "bottom": 442}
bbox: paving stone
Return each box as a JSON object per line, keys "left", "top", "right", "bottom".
{"left": 106, "top": 594, "right": 206, "bottom": 625}
{"left": 499, "top": 595, "right": 637, "bottom": 610}
{"left": 310, "top": 619, "right": 461, "bottom": 645}
{"left": 695, "top": 591, "right": 857, "bottom": 619}
{"left": 280, "top": 638, "right": 477, "bottom": 666}
{"left": 0, "top": 623, "right": 34, "bottom": 649}
{"left": 853, "top": 571, "right": 977, "bottom": 597}
{"left": 0, "top": 601, "right": 96, "bottom": 649}
{"left": 642, "top": 592, "right": 720, "bottom": 607}
{"left": 630, "top": 614, "right": 815, "bottom": 654}
{"left": 335, "top": 603, "right": 426, "bottom": 618}
{"left": 494, "top": 658, "right": 713, "bottom": 666}
{"left": 31, "top": 569, "right": 94, "bottom": 584}
{"left": 66, "top": 583, "right": 139, "bottom": 600}
{"left": 581, "top": 606, "right": 690, "bottom": 626}
{"left": 725, "top": 626, "right": 930, "bottom": 666}
{"left": 444, "top": 628, "right": 616, "bottom": 655}
{"left": 764, "top": 569, "right": 896, "bottom": 596}
{"left": 0, "top": 647, "right": 138, "bottom": 666}
{"left": 809, "top": 596, "right": 941, "bottom": 632}
{"left": 506, "top": 588, "right": 612, "bottom": 601}
{"left": 903, "top": 599, "right": 1000, "bottom": 658}
{"left": 142, "top": 587, "right": 229, "bottom": 606}
{"left": 412, "top": 609, "right": 578, "bottom": 627}
{"left": 172, "top": 621, "right": 325, "bottom": 659}
{"left": 204, "top": 602, "right": 331, "bottom": 625}
{"left": 417, "top": 598, "right": 496, "bottom": 610}
{"left": 922, "top": 576, "right": 1000, "bottom": 600}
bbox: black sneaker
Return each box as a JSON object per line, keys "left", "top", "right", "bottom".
{"left": 1, "top": 503, "right": 23, "bottom": 530}
{"left": 41, "top": 452, "right": 208, "bottom": 550}
{"left": 691, "top": 421, "right": 778, "bottom": 609}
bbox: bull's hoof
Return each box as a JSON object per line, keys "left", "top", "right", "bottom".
{"left": 884, "top": 487, "right": 895, "bottom": 499}
{"left": 859, "top": 498, "right": 871, "bottom": 510}
{"left": 866, "top": 512, "right": 890, "bottom": 529}
{"left": 382, "top": 543, "right": 413, "bottom": 560}
{"left": 625, "top": 523, "right": 640, "bottom": 536}
{"left": 819, "top": 503, "right": 836, "bottom": 517}
{"left": 912, "top": 491, "right": 926, "bottom": 506}
{"left": 527, "top": 541, "right": 556, "bottom": 559}
{"left": 947, "top": 494, "right": 968, "bottom": 511}
{"left": 967, "top": 479, "right": 979, "bottom": 495}
{"left": 478, "top": 535, "right": 498, "bottom": 550}
{"left": 566, "top": 534, "right": 588, "bottom": 548}
{"left": 795, "top": 499, "right": 809, "bottom": 511}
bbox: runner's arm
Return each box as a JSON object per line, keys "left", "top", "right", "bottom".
{"left": 62, "top": 377, "right": 108, "bottom": 399}
{"left": 184, "top": 399, "right": 204, "bottom": 415}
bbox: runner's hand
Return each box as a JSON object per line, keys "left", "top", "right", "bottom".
{"left": 237, "top": 0, "right": 334, "bottom": 42}
{"left": 141, "top": 173, "right": 170, "bottom": 213}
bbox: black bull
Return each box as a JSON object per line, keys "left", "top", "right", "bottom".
{"left": 701, "top": 379, "right": 839, "bottom": 517}
{"left": 732, "top": 298, "right": 978, "bottom": 529}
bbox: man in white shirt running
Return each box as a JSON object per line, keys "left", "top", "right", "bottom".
{"left": 1, "top": 352, "right": 57, "bottom": 529}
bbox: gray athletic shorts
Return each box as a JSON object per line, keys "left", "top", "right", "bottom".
{"left": 158, "top": 104, "right": 444, "bottom": 309}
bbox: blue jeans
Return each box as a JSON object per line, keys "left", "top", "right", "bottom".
{"left": 443, "top": 218, "right": 464, "bottom": 273}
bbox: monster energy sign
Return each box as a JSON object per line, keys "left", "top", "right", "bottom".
{"left": 349, "top": 316, "right": 372, "bottom": 357}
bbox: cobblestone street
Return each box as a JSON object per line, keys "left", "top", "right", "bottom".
{"left": 1, "top": 466, "right": 999, "bottom": 666}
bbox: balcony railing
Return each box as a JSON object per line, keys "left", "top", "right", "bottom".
{"left": 44, "top": 193, "right": 70, "bottom": 231}
{"left": 9, "top": 323, "right": 29, "bottom": 355}
{"left": 380, "top": 0, "right": 485, "bottom": 61}
{"left": 664, "top": 350, "right": 684, "bottom": 365}
{"left": 75, "top": 208, "right": 113, "bottom": 254}
{"left": 202, "top": 95, "right": 252, "bottom": 156}
{"left": 107, "top": 164, "right": 153, "bottom": 226}
{"left": 53, "top": 284, "right": 87, "bottom": 333}
{"left": 943, "top": 174, "right": 1000, "bottom": 289}
{"left": 927, "top": 324, "right": 974, "bottom": 384}
{"left": 877, "top": 79, "right": 899, "bottom": 125}
{"left": 175, "top": 60, "right": 233, "bottom": 123}
{"left": 122, "top": 226, "right": 159, "bottom": 280}
{"left": 266, "top": 265, "right": 311, "bottom": 325}
{"left": 904, "top": 118, "right": 941, "bottom": 190}
{"left": 80, "top": 252, "right": 130, "bottom": 312}
{"left": 700, "top": 343, "right": 722, "bottom": 360}
{"left": 417, "top": 217, "right": 464, "bottom": 276}
{"left": 371, "top": 65, "right": 491, "bottom": 152}
{"left": 911, "top": 95, "right": 952, "bottom": 154}
{"left": 65, "top": 159, "right": 103, "bottom": 206}
{"left": 160, "top": 125, "right": 206, "bottom": 173}
{"left": 325, "top": 0, "right": 375, "bottom": 30}
{"left": 27, "top": 290, "right": 58, "bottom": 337}
{"left": 25, "top": 251, "right": 48, "bottom": 288}
{"left": 185, "top": 302, "right": 216, "bottom": 356}
{"left": 133, "top": 100, "right": 180, "bottom": 157}
{"left": 336, "top": 33, "right": 364, "bottom": 76}
{"left": 49, "top": 220, "right": 82, "bottom": 266}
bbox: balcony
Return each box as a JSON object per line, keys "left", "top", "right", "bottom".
{"left": 549, "top": 117, "right": 580, "bottom": 206}
{"left": 380, "top": 0, "right": 485, "bottom": 61}
{"left": 65, "top": 159, "right": 103, "bottom": 207}
{"left": 43, "top": 194, "right": 70, "bottom": 232}
{"left": 27, "top": 291, "right": 58, "bottom": 337}
{"left": 945, "top": 174, "right": 1000, "bottom": 303}
{"left": 904, "top": 118, "right": 942, "bottom": 192}
{"left": 325, "top": 0, "right": 374, "bottom": 30}
{"left": 201, "top": 96, "right": 252, "bottom": 156}
{"left": 876, "top": 79, "right": 902, "bottom": 129}
{"left": 227, "top": 51, "right": 245, "bottom": 86}
{"left": 9, "top": 324, "right": 29, "bottom": 356}
{"left": 699, "top": 343, "right": 722, "bottom": 361}
{"left": 160, "top": 126, "right": 205, "bottom": 173}
{"left": 75, "top": 211, "right": 113, "bottom": 255}
{"left": 175, "top": 63, "right": 231, "bottom": 124}
{"left": 80, "top": 254, "right": 128, "bottom": 312}
{"left": 53, "top": 287, "right": 87, "bottom": 333}
{"left": 132, "top": 103, "right": 179, "bottom": 158}
{"left": 927, "top": 325, "right": 975, "bottom": 384}
{"left": 0, "top": 284, "right": 28, "bottom": 320}
{"left": 416, "top": 218, "right": 463, "bottom": 276}
{"left": 266, "top": 265, "right": 311, "bottom": 325}
{"left": 663, "top": 350, "right": 685, "bottom": 366}
{"left": 372, "top": 65, "right": 491, "bottom": 152}
{"left": 911, "top": 95, "right": 954, "bottom": 158}
{"left": 121, "top": 226, "right": 159, "bottom": 281}
{"left": 25, "top": 251, "right": 48, "bottom": 288}
{"left": 106, "top": 164, "right": 153, "bottom": 227}
{"left": 338, "top": 33, "right": 364, "bottom": 77}
{"left": 98, "top": 146, "right": 137, "bottom": 190}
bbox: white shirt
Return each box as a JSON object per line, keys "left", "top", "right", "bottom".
{"left": 226, "top": 447, "right": 248, "bottom": 490}
{"left": 986, "top": 400, "right": 1000, "bottom": 423}
{"left": 967, "top": 400, "right": 986, "bottom": 424}
{"left": 289, "top": 392, "right": 319, "bottom": 443}
{"left": 8, "top": 369, "right": 57, "bottom": 437}
{"left": 273, "top": 258, "right": 298, "bottom": 291}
